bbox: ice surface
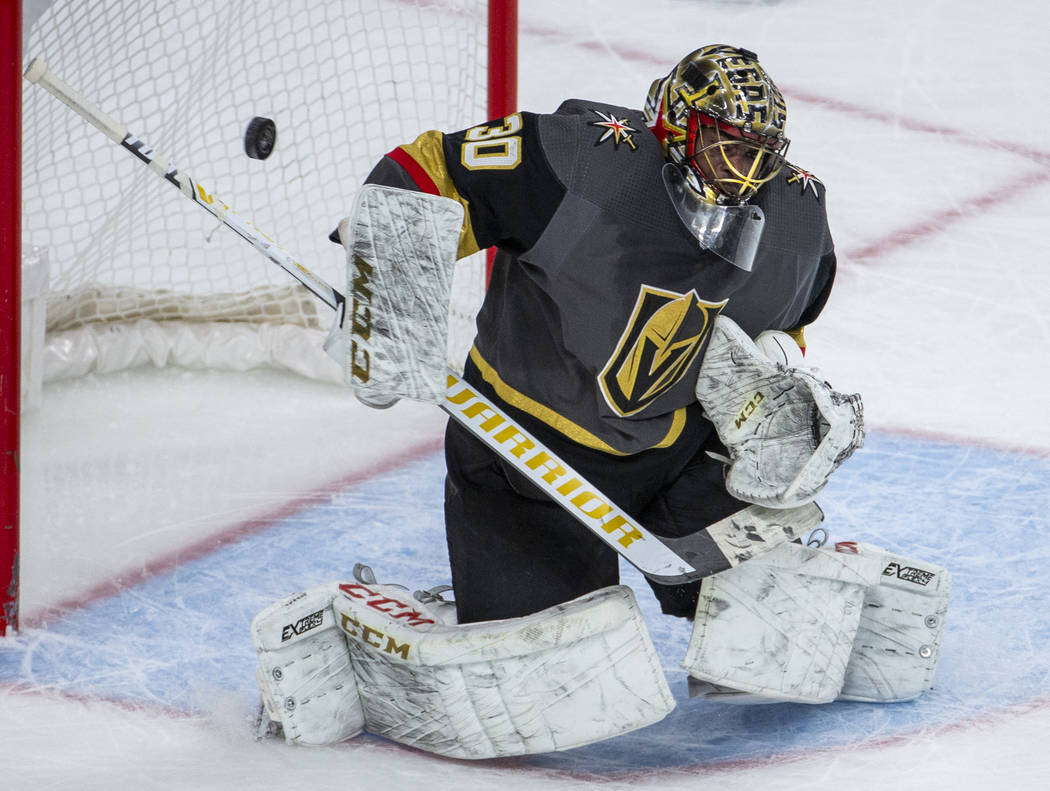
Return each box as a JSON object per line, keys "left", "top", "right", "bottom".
{"left": 5, "top": 0, "right": 1050, "bottom": 788}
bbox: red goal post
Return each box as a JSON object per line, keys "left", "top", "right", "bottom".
{"left": 1, "top": 0, "right": 517, "bottom": 636}
{"left": 1, "top": 0, "right": 22, "bottom": 637}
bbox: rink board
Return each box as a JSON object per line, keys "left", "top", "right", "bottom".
{"left": 2, "top": 430, "right": 1048, "bottom": 775}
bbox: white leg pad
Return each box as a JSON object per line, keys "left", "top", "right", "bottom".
{"left": 334, "top": 582, "right": 675, "bottom": 759}
{"left": 682, "top": 542, "right": 884, "bottom": 703}
{"left": 250, "top": 583, "right": 364, "bottom": 746}
{"left": 837, "top": 543, "right": 951, "bottom": 702}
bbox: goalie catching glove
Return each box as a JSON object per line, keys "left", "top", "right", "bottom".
{"left": 695, "top": 315, "right": 864, "bottom": 508}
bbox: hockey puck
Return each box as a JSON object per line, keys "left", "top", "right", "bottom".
{"left": 245, "top": 116, "right": 277, "bottom": 160}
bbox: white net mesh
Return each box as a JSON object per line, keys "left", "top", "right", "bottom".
{"left": 22, "top": 0, "right": 489, "bottom": 377}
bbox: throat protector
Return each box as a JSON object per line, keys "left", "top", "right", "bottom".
{"left": 662, "top": 163, "right": 765, "bottom": 272}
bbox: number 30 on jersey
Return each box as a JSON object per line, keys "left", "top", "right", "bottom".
{"left": 461, "top": 114, "right": 522, "bottom": 170}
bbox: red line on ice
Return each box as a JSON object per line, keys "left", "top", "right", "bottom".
{"left": 20, "top": 436, "right": 444, "bottom": 628}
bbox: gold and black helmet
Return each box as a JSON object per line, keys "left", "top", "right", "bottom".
{"left": 644, "top": 45, "right": 789, "bottom": 204}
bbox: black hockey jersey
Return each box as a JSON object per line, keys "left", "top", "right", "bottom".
{"left": 365, "top": 99, "right": 836, "bottom": 456}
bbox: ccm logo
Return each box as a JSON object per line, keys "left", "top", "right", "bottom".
{"left": 349, "top": 254, "right": 374, "bottom": 384}
{"left": 337, "top": 583, "right": 435, "bottom": 627}
{"left": 339, "top": 612, "right": 412, "bottom": 660}
{"left": 734, "top": 391, "right": 765, "bottom": 429}
{"left": 335, "top": 583, "right": 438, "bottom": 660}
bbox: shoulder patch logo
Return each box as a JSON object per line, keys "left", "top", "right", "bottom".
{"left": 599, "top": 285, "right": 726, "bottom": 416}
{"left": 590, "top": 109, "right": 638, "bottom": 151}
{"left": 785, "top": 164, "right": 824, "bottom": 196}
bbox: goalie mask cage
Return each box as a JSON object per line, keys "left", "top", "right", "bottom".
{"left": 0, "top": 0, "right": 518, "bottom": 635}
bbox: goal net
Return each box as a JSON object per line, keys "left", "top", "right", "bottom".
{"left": 21, "top": 0, "right": 505, "bottom": 391}
{"left": 5, "top": 0, "right": 515, "bottom": 635}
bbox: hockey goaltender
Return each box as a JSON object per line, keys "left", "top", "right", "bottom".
{"left": 249, "top": 46, "right": 951, "bottom": 759}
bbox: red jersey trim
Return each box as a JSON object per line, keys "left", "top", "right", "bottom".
{"left": 387, "top": 146, "right": 441, "bottom": 195}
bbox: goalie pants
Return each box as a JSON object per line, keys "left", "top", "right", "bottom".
{"left": 444, "top": 358, "right": 748, "bottom": 624}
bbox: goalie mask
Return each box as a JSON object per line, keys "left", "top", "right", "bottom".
{"left": 644, "top": 45, "right": 789, "bottom": 206}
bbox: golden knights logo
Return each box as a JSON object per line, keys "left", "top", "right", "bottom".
{"left": 785, "top": 164, "right": 824, "bottom": 197}
{"left": 590, "top": 109, "right": 638, "bottom": 150}
{"left": 599, "top": 285, "right": 726, "bottom": 416}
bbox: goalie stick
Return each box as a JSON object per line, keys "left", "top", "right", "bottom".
{"left": 23, "top": 58, "right": 822, "bottom": 584}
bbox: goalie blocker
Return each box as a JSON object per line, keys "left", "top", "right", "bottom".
{"left": 323, "top": 183, "right": 463, "bottom": 408}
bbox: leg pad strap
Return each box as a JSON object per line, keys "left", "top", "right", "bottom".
{"left": 837, "top": 543, "right": 951, "bottom": 702}
{"left": 251, "top": 583, "right": 364, "bottom": 745}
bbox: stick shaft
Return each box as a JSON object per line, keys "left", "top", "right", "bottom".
{"left": 23, "top": 58, "right": 344, "bottom": 315}
{"left": 444, "top": 370, "right": 706, "bottom": 581}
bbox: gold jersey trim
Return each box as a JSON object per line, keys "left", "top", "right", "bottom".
{"left": 786, "top": 325, "right": 807, "bottom": 352}
{"left": 468, "top": 346, "right": 688, "bottom": 457}
{"left": 396, "top": 131, "right": 481, "bottom": 259}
